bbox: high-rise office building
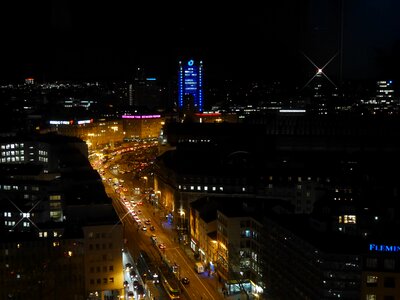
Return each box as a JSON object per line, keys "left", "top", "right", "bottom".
{"left": 130, "top": 67, "right": 161, "bottom": 111}
{"left": 178, "top": 59, "right": 204, "bottom": 112}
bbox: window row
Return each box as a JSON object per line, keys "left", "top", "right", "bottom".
{"left": 89, "top": 243, "right": 113, "bottom": 250}
{"left": 1, "top": 157, "right": 25, "bottom": 163}
{"left": 89, "top": 277, "right": 114, "bottom": 285}
{"left": 1, "top": 150, "right": 24, "bottom": 156}
{"left": 1, "top": 143, "right": 24, "bottom": 150}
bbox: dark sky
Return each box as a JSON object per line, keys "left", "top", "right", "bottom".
{"left": 1, "top": 0, "right": 400, "bottom": 84}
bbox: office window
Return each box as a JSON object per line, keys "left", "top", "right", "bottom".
{"left": 366, "top": 295, "right": 376, "bottom": 300}
{"left": 384, "top": 277, "right": 395, "bottom": 288}
{"left": 384, "top": 259, "right": 395, "bottom": 270}
{"left": 366, "top": 258, "right": 378, "bottom": 268}
{"left": 366, "top": 275, "right": 378, "bottom": 287}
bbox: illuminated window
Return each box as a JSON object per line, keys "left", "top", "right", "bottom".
{"left": 344, "top": 215, "right": 356, "bottom": 224}
{"left": 366, "top": 295, "right": 377, "bottom": 300}
{"left": 366, "top": 275, "right": 378, "bottom": 286}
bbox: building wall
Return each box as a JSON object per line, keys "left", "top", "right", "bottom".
{"left": 361, "top": 249, "right": 400, "bottom": 300}
{"left": 0, "top": 237, "right": 86, "bottom": 300}
{"left": 83, "top": 224, "right": 124, "bottom": 298}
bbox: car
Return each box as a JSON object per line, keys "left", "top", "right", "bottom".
{"left": 145, "top": 219, "right": 151, "bottom": 225}
{"left": 123, "top": 280, "right": 129, "bottom": 287}
{"left": 150, "top": 225, "right": 155, "bottom": 231}
{"left": 125, "top": 263, "right": 133, "bottom": 270}
{"left": 158, "top": 243, "right": 166, "bottom": 250}
{"left": 181, "top": 277, "right": 190, "bottom": 285}
{"left": 133, "top": 280, "right": 139, "bottom": 289}
{"left": 141, "top": 226, "right": 147, "bottom": 231}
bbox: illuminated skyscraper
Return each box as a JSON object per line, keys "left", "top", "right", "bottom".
{"left": 178, "top": 59, "right": 204, "bottom": 112}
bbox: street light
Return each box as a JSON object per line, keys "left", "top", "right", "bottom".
{"left": 142, "top": 176, "right": 148, "bottom": 191}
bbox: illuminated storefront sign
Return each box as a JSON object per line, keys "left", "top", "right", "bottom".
{"left": 122, "top": 114, "right": 161, "bottom": 119}
{"left": 369, "top": 243, "right": 400, "bottom": 252}
{"left": 49, "top": 120, "right": 73, "bottom": 125}
{"left": 77, "top": 119, "right": 93, "bottom": 124}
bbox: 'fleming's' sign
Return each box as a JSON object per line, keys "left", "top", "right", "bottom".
{"left": 369, "top": 244, "right": 400, "bottom": 252}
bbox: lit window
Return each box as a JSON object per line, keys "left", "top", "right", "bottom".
{"left": 344, "top": 215, "right": 356, "bottom": 224}
{"left": 367, "top": 275, "right": 378, "bottom": 285}
{"left": 366, "top": 295, "right": 377, "bottom": 300}
{"left": 190, "top": 186, "right": 194, "bottom": 190}
{"left": 197, "top": 186, "right": 201, "bottom": 191}
{"left": 204, "top": 186, "right": 208, "bottom": 191}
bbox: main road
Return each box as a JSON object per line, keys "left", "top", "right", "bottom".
{"left": 93, "top": 143, "right": 224, "bottom": 300}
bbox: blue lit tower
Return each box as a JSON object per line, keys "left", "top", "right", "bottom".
{"left": 178, "top": 59, "right": 204, "bottom": 112}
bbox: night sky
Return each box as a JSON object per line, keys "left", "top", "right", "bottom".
{"left": 1, "top": 0, "right": 400, "bottom": 84}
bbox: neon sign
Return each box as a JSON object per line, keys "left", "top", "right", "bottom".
{"left": 122, "top": 114, "right": 161, "bottom": 119}
{"left": 369, "top": 243, "right": 400, "bottom": 252}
